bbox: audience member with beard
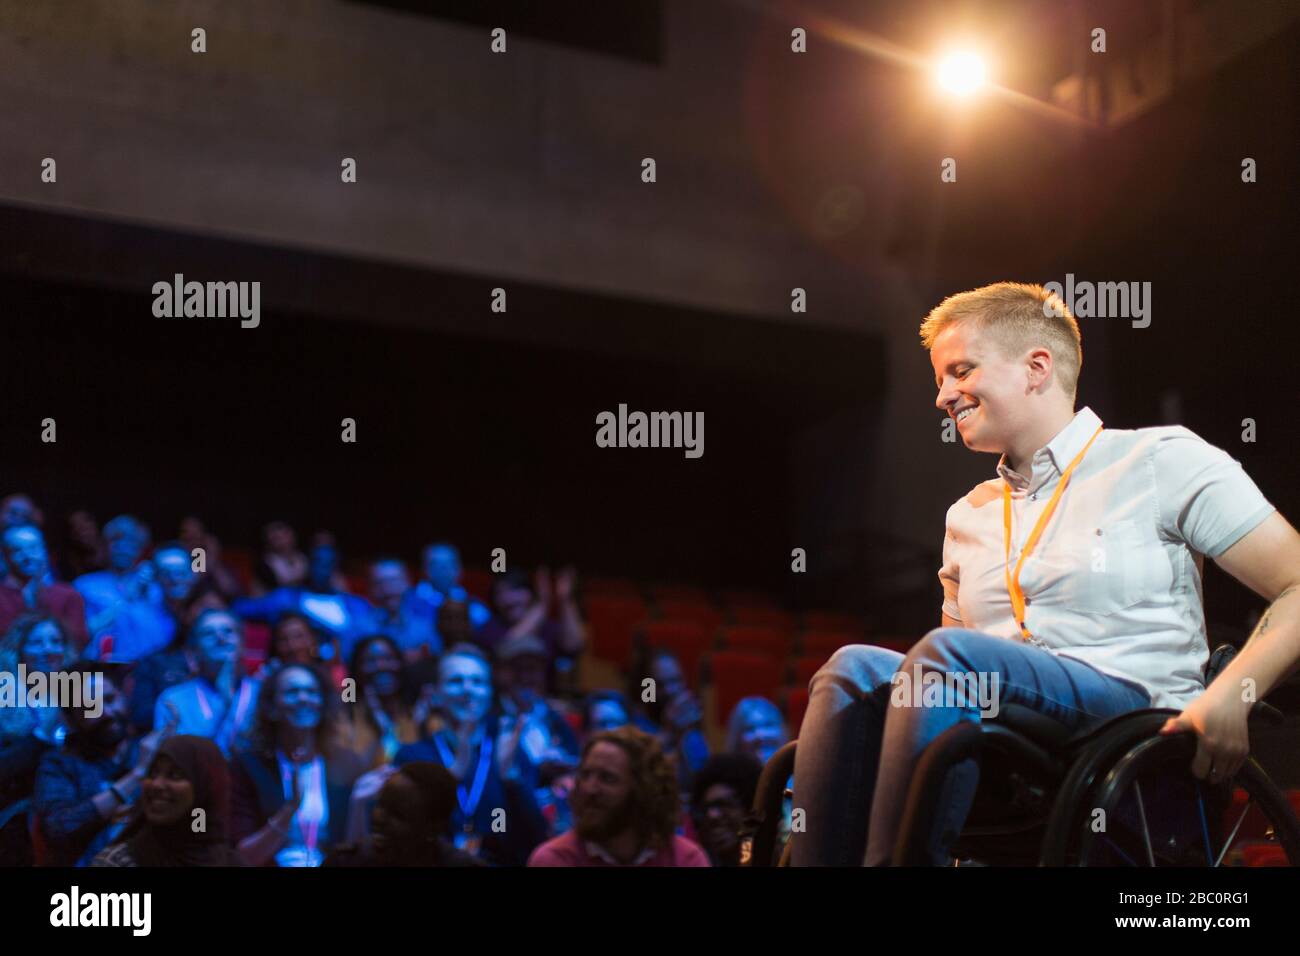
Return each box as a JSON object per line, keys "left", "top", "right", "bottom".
{"left": 688, "top": 753, "right": 762, "bottom": 867}
{"left": 91, "top": 735, "right": 241, "bottom": 866}
{"left": 327, "top": 762, "right": 483, "bottom": 867}
{"left": 34, "top": 665, "right": 177, "bottom": 865}
{"left": 528, "top": 725, "right": 710, "bottom": 867}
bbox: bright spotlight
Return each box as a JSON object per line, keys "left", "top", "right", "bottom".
{"left": 936, "top": 51, "right": 987, "bottom": 97}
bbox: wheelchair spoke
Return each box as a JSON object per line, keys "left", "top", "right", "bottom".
{"left": 1133, "top": 781, "right": 1155, "bottom": 866}
{"left": 1195, "top": 784, "right": 1214, "bottom": 866}
{"left": 1214, "top": 794, "right": 1253, "bottom": 868}
{"left": 1100, "top": 835, "right": 1139, "bottom": 867}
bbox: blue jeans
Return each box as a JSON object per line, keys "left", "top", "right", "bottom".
{"left": 789, "top": 628, "right": 1152, "bottom": 866}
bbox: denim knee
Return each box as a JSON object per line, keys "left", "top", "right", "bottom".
{"left": 812, "top": 644, "right": 903, "bottom": 697}
{"left": 902, "top": 627, "right": 973, "bottom": 674}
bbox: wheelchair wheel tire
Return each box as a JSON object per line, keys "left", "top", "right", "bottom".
{"left": 1043, "top": 727, "right": 1300, "bottom": 866}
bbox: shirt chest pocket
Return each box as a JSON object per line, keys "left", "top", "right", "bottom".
{"left": 1034, "top": 518, "right": 1147, "bottom": 615}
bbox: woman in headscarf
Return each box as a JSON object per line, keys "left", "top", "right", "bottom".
{"left": 90, "top": 734, "right": 240, "bottom": 866}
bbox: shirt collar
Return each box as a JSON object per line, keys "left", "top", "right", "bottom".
{"left": 996, "top": 406, "right": 1102, "bottom": 492}
{"left": 584, "top": 840, "right": 656, "bottom": 866}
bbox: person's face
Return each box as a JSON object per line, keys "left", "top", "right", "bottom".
{"left": 359, "top": 640, "right": 401, "bottom": 697}
{"left": 932, "top": 322, "right": 1035, "bottom": 457}
{"left": 72, "top": 674, "right": 127, "bottom": 745}
{"left": 573, "top": 742, "right": 635, "bottom": 841}
{"left": 106, "top": 525, "right": 146, "bottom": 572}
{"left": 589, "top": 700, "right": 629, "bottom": 734}
{"left": 494, "top": 582, "right": 533, "bottom": 624}
{"left": 178, "top": 517, "right": 205, "bottom": 548}
{"left": 698, "top": 782, "right": 746, "bottom": 859}
{"left": 273, "top": 617, "right": 317, "bottom": 665}
{"left": 69, "top": 511, "right": 99, "bottom": 542}
{"left": 141, "top": 753, "right": 196, "bottom": 827}
{"left": 275, "top": 667, "right": 323, "bottom": 730}
{"left": 266, "top": 524, "right": 295, "bottom": 554}
{"left": 3, "top": 526, "right": 48, "bottom": 581}
{"left": 424, "top": 546, "right": 460, "bottom": 594}
{"left": 437, "top": 654, "right": 492, "bottom": 726}
{"left": 21, "top": 621, "right": 65, "bottom": 673}
{"left": 651, "top": 656, "right": 686, "bottom": 700}
{"left": 193, "top": 612, "right": 241, "bottom": 668}
{"left": 738, "top": 709, "right": 786, "bottom": 765}
{"left": 1, "top": 495, "right": 38, "bottom": 529}
{"left": 369, "top": 562, "right": 408, "bottom": 611}
{"left": 155, "top": 548, "right": 196, "bottom": 601}
{"left": 371, "top": 774, "right": 435, "bottom": 860}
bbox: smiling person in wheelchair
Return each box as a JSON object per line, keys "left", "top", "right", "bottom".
{"left": 789, "top": 282, "right": 1300, "bottom": 866}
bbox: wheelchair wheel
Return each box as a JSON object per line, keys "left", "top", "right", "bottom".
{"left": 1045, "top": 728, "right": 1300, "bottom": 866}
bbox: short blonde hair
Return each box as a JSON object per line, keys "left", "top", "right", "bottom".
{"left": 919, "top": 282, "right": 1083, "bottom": 400}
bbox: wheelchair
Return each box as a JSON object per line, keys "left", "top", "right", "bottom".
{"left": 742, "top": 644, "right": 1300, "bottom": 866}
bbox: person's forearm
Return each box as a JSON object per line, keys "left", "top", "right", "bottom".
{"left": 556, "top": 599, "right": 586, "bottom": 654}
{"left": 505, "top": 602, "right": 548, "bottom": 640}
{"left": 1209, "top": 584, "right": 1300, "bottom": 704}
{"left": 92, "top": 768, "right": 143, "bottom": 819}
{"left": 237, "top": 816, "right": 291, "bottom": 867}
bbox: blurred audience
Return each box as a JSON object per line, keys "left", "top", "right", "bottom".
{"left": 61, "top": 510, "right": 108, "bottom": 580}
{"left": 340, "top": 634, "right": 428, "bottom": 770}
{"left": 327, "top": 762, "right": 483, "bottom": 867}
{"left": 403, "top": 543, "right": 492, "bottom": 652}
{"left": 154, "top": 609, "right": 260, "bottom": 754}
{"left": 395, "top": 644, "right": 547, "bottom": 866}
{"left": 689, "top": 753, "right": 762, "bottom": 867}
{"left": 230, "top": 662, "right": 363, "bottom": 866}
{"left": 0, "top": 615, "right": 70, "bottom": 865}
{"left": 91, "top": 735, "right": 241, "bottom": 867}
{"left": 34, "top": 665, "right": 173, "bottom": 866}
{"left": 725, "top": 697, "right": 789, "bottom": 766}
{"left": 630, "top": 648, "right": 710, "bottom": 781}
{"left": 252, "top": 520, "right": 308, "bottom": 595}
{"left": 0, "top": 524, "right": 89, "bottom": 655}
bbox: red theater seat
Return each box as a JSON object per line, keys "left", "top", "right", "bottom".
{"left": 800, "top": 630, "right": 857, "bottom": 657}
{"left": 791, "top": 655, "right": 827, "bottom": 686}
{"left": 655, "top": 598, "right": 723, "bottom": 633}
{"left": 706, "top": 651, "right": 784, "bottom": 722}
{"left": 585, "top": 594, "right": 647, "bottom": 667}
{"left": 729, "top": 605, "right": 794, "bottom": 629}
{"left": 720, "top": 624, "right": 791, "bottom": 658}
{"left": 784, "top": 686, "right": 811, "bottom": 734}
{"left": 802, "top": 610, "right": 860, "bottom": 633}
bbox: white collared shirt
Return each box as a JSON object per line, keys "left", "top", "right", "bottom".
{"left": 939, "top": 406, "right": 1275, "bottom": 708}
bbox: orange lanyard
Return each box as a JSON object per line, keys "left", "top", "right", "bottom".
{"left": 1002, "top": 424, "right": 1104, "bottom": 642}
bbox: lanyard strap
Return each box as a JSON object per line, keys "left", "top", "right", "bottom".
{"left": 434, "top": 732, "right": 493, "bottom": 823}
{"left": 1002, "top": 424, "right": 1104, "bottom": 642}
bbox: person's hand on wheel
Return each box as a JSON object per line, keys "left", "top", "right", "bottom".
{"left": 1159, "top": 684, "right": 1251, "bottom": 784}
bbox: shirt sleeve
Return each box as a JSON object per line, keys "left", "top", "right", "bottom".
{"left": 33, "top": 753, "right": 105, "bottom": 846}
{"left": 1152, "top": 428, "right": 1276, "bottom": 558}
{"left": 938, "top": 513, "right": 962, "bottom": 622}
